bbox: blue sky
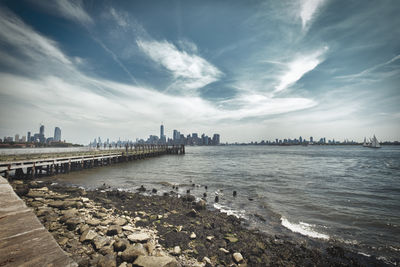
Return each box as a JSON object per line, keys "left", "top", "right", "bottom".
{"left": 0, "top": 0, "right": 399, "bottom": 144}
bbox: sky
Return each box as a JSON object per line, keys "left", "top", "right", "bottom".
{"left": 0, "top": 0, "right": 399, "bottom": 144}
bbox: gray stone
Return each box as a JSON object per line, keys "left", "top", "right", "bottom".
{"left": 233, "top": 252, "right": 244, "bottom": 263}
{"left": 190, "top": 232, "right": 196, "bottom": 239}
{"left": 80, "top": 229, "right": 97, "bottom": 243}
{"left": 122, "top": 225, "right": 135, "bottom": 232}
{"left": 121, "top": 244, "right": 147, "bottom": 263}
{"left": 79, "top": 224, "right": 90, "bottom": 234}
{"left": 65, "top": 217, "right": 82, "bottom": 231}
{"left": 97, "top": 254, "right": 116, "bottom": 267}
{"left": 219, "top": 248, "right": 229, "bottom": 254}
{"left": 113, "top": 217, "right": 127, "bottom": 226}
{"left": 127, "top": 232, "right": 150, "bottom": 243}
{"left": 114, "top": 239, "right": 128, "bottom": 252}
{"left": 133, "top": 255, "right": 179, "bottom": 267}
{"left": 172, "top": 246, "right": 181, "bottom": 255}
{"left": 87, "top": 218, "right": 102, "bottom": 226}
{"left": 107, "top": 225, "right": 122, "bottom": 236}
{"left": 93, "top": 235, "right": 110, "bottom": 250}
{"left": 195, "top": 199, "right": 206, "bottom": 211}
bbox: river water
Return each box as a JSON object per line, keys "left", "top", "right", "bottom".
{"left": 11, "top": 145, "right": 400, "bottom": 264}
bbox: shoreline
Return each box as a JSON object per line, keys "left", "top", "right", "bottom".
{"left": 11, "top": 179, "right": 392, "bottom": 267}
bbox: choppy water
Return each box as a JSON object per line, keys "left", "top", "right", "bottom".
{"left": 37, "top": 145, "right": 399, "bottom": 264}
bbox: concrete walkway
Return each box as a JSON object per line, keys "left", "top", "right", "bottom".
{"left": 0, "top": 176, "right": 77, "bottom": 267}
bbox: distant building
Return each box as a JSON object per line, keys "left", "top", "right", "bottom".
{"left": 212, "top": 134, "right": 220, "bottom": 145}
{"left": 173, "top": 130, "right": 180, "bottom": 142}
{"left": 40, "top": 125, "right": 44, "bottom": 136}
{"left": 27, "top": 131, "right": 31, "bottom": 142}
{"left": 310, "top": 136, "right": 313, "bottom": 143}
{"left": 299, "top": 136, "right": 303, "bottom": 143}
{"left": 15, "top": 134, "right": 19, "bottom": 142}
{"left": 54, "top": 127, "right": 61, "bottom": 142}
{"left": 21, "top": 136, "right": 26, "bottom": 142}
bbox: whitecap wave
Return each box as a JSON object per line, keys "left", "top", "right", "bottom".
{"left": 213, "top": 203, "right": 246, "bottom": 219}
{"left": 281, "top": 217, "right": 329, "bottom": 240}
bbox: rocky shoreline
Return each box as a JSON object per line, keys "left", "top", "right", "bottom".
{"left": 12, "top": 180, "right": 390, "bottom": 267}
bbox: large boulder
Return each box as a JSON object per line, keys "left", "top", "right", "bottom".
{"left": 120, "top": 244, "right": 147, "bottom": 262}
{"left": 133, "top": 255, "right": 179, "bottom": 267}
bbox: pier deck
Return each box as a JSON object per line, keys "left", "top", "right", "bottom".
{"left": 0, "top": 175, "right": 77, "bottom": 266}
{"left": 0, "top": 145, "right": 185, "bottom": 179}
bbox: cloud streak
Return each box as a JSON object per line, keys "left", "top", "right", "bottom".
{"left": 274, "top": 46, "right": 328, "bottom": 93}
{"left": 137, "top": 39, "right": 223, "bottom": 94}
{"left": 299, "top": 0, "right": 326, "bottom": 29}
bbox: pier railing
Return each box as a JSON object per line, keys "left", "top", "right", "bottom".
{"left": 0, "top": 144, "right": 184, "bottom": 179}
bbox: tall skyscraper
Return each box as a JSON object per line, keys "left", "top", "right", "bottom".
{"left": 40, "top": 125, "right": 44, "bottom": 135}
{"left": 27, "top": 131, "right": 31, "bottom": 142}
{"left": 15, "top": 134, "right": 19, "bottom": 142}
{"left": 54, "top": 127, "right": 61, "bottom": 142}
{"left": 160, "top": 124, "right": 164, "bottom": 138}
{"left": 212, "top": 134, "right": 220, "bottom": 145}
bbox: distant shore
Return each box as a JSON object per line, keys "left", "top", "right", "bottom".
{"left": 11, "top": 179, "right": 392, "bottom": 267}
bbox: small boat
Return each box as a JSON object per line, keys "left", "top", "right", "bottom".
{"left": 363, "top": 137, "right": 369, "bottom": 147}
{"left": 364, "top": 135, "right": 381, "bottom": 148}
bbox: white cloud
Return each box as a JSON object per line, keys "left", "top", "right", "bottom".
{"left": 275, "top": 46, "right": 328, "bottom": 93}
{"left": 299, "top": 0, "right": 325, "bottom": 29}
{"left": 110, "top": 7, "right": 128, "bottom": 28}
{"left": 137, "top": 39, "right": 222, "bottom": 93}
{"left": 52, "top": 0, "right": 93, "bottom": 25}
{"left": 0, "top": 8, "right": 72, "bottom": 65}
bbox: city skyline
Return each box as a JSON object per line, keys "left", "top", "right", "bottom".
{"left": 0, "top": 1, "right": 399, "bottom": 143}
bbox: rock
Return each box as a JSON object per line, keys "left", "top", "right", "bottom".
{"left": 14, "top": 184, "right": 29, "bottom": 196}
{"left": 97, "top": 254, "right": 116, "bottom": 267}
{"left": 145, "top": 240, "right": 155, "bottom": 255}
{"left": 114, "top": 217, "right": 127, "bottom": 226}
{"left": 118, "top": 263, "right": 128, "bottom": 267}
{"left": 127, "top": 232, "right": 150, "bottom": 243}
{"left": 215, "top": 196, "right": 219, "bottom": 202}
{"left": 79, "top": 224, "right": 90, "bottom": 234}
{"left": 187, "top": 209, "right": 198, "bottom": 218}
{"left": 80, "top": 229, "right": 97, "bottom": 242}
{"left": 87, "top": 218, "right": 102, "bottom": 226}
{"left": 114, "top": 239, "right": 128, "bottom": 252}
{"left": 81, "top": 197, "right": 90, "bottom": 202}
{"left": 172, "top": 246, "right": 181, "bottom": 255}
{"left": 182, "top": 194, "right": 195, "bottom": 202}
{"left": 219, "top": 248, "right": 229, "bottom": 254}
{"left": 176, "top": 225, "right": 183, "bottom": 232}
{"left": 233, "top": 252, "right": 244, "bottom": 263}
{"left": 224, "top": 234, "right": 238, "bottom": 243}
{"left": 195, "top": 199, "right": 206, "bottom": 211}
{"left": 58, "top": 237, "right": 69, "bottom": 246}
{"left": 190, "top": 232, "right": 196, "bottom": 239}
{"left": 65, "top": 217, "right": 82, "bottom": 231}
{"left": 121, "top": 244, "right": 147, "bottom": 262}
{"left": 137, "top": 185, "right": 146, "bottom": 192}
{"left": 206, "top": 236, "right": 214, "bottom": 241}
{"left": 203, "top": 257, "right": 212, "bottom": 265}
{"left": 152, "top": 188, "right": 157, "bottom": 193}
{"left": 26, "top": 190, "right": 47, "bottom": 198}
{"left": 122, "top": 225, "right": 135, "bottom": 232}
{"left": 93, "top": 235, "right": 110, "bottom": 250}
{"left": 100, "top": 219, "right": 113, "bottom": 226}
{"left": 133, "top": 255, "right": 178, "bottom": 267}
{"left": 107, "top": 225, "right": 122, "bottom": 236}
{"left": 233, "top": 190, "right": 237, "bottom": 197}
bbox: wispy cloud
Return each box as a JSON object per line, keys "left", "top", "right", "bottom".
{"left": 33, "top": 0, "right": 93, "bottom": 25}
{"left": 137, "top": 39, "right": 223, "bottom": 94}
{"left": 299, "top": 0, "right": 326, "bottom": 29}
{"left": 275, "top": 46, "right": 328, "bottom": 93}
{"left": 0, "top": 7, "right": 71, "bottom": 66}
{"left": 336, "top": 54, "right": 400, "bottom": 81}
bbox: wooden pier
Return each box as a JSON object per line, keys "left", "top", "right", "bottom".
{"left": 0, "top": 145, "right": 185, "bottom": 180}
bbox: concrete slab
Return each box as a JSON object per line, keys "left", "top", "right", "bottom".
{"left": 0, "top": 176, "right": 77, "bottom": 267}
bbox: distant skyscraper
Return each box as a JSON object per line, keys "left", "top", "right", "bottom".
{"left": 299, "top": 136, "right": 303, "bottom": 143}
{"left": 27, "top": 131, "right": 31, "bottom": 142}
{"left": 310, "top": 136, "right": 313, "bottom": 143}
{"left": 40, "top": 125, "right": 44, "bottom": 135}
{"left": 15, "top": 134, "right": 19, "bottom": 142}
{"left": 54, "top": 127, "right": 61, "bottom": 142}
{"left": 160, "top": 124, "right": 164, "bottom": 138}
{"left": 212, "top": 134, "right": 220, "bottom": 145}
{"left": 173, "top": 130, "right": 180, "bottom": 141}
